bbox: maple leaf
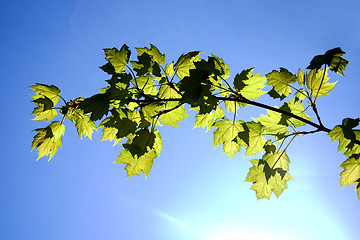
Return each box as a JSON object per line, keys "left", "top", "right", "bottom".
{"left": 250, "top": 173, "right": 272, "bottom": 200}
{"left": 245, "top": 159, "right": 264, "bottom": 182}
{"left": 124, "top": 129, "right": 156, "bottom": 157}
{"left": 158, "top": 79, "right": 182, "bottom": 99}
{"left": 104, "top": 44, "right": 131, "bottom": 74}
{"left": 194, "top": 107, "right": 224, "bottom": 132}
{"left": 131, "top": 52, "right": 161, "bottom": 77}
{"left": 268, "top": 172, "right": 293, "bottom": 198}
{"left": 241, "top": 122, "right": 266, "bottom": 156}
{"left": 165, "top": 62, "right": 175, "bottom": 76}
{"left": 245, "top": 158, "right": 293, "bottom": 199}
{"left": 307, "top": 47, "right": 348, "bottom": 76}
{"left": 328, "top": 118, "right": 360, "bottom": 154}
{"left": 213, "top": 119, "right": 244, "bottom": 148}
{"left": 31, "top": 99, "right": 58, "bottom": 122}
{"left": 100, "top": 126, "right": 121, "bottom": 145}
{"left": 266, "top": 68, "right": 297, "bottom": 99}
{"left": 263, "top": 149, "right": 290, "bottom": 171}
{"left": 159, "top": 102, "right": 188, "bottom": 127}
{"left": 115, "top": 149, "right": 157, "bottom": 178}
{"left": 253, "top": 108, "right": 289, "bottom": 140}
{"left": 234, "top": 68, "right": 266, "bottom": 100}
{"left": 78, "top": 94, "right": 109, "bottom": 121}
{"left": 31, "top": 121, "right": 65, "bottom": 160}
{"left": 174, "top": 51, "right": 201, "bottom": 79}
{"left": 280, "top": 98, "right": 311, "bottom": 127}
{"left": 136, "top": 44, "right": 165, "bottom": 65}
{"left": 306, "top": 68, "right": 336, "bottom": 98}
{"left": 135, "top": 74, "right": 158, "bottom": 96}
{"left": 75, "top": 115, "right": 97, "bottom": 140}
{"left": 222, "top": 141, "right": 240, "bottom": 159}
{"left": 29, "top": 83, "right": 61, "bottom": 104}
{"left": 340, "top": 155, "right": 360, "bottom": 186}
{"left": 211, "top": 54, "right": 230, "bottom": 80}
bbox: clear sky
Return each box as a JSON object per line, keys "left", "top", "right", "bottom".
{"left": 1, "top": 0, "right": 360, "bottom": 239}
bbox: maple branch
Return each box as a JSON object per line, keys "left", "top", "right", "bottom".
{"left": 120, "top": 96, "right": 360, "bottom": 146}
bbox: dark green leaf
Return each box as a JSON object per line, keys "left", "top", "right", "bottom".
{"left": 78, "top": 94, "right": 109, "bottom": 121}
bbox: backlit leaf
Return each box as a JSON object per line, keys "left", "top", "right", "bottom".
{"left": 115, "top": 149, "right": 157, "bottom": 178}
{"left": 306, "top": 68, "right": 336, "bottom": 98}
{"left": 266, "top": 68, "right": 296, "bottom": 98}
{"left": 174, "top": 51, "right": 201, "bottom": 79}
{"left": 29, "top": 83, "right": 61, "bottom": 105}
{"left": 159, "top": 102, "right": 188, "bottom": 127}
{"left": 104, "top": 44, "right": 131, "bottom": 74}
{"left": 213, "top": 119, "right": 244, "bottom": 148}
{"left": 307, "top": 47, "right": 348, "bottom": 76}
{"left": 75, "top": 115, "right": 97, "bottom": 140}
{"left": 31, "top": 121, "right": 65, "bottom": 160}
{"left": 234, "top": 68, "right": 266, "bottom": 100}
{"left": 243, "top": 122, "right": 266, "bottom": 156}
{"left": 254, "top": 108, "right": 289, "bottom": 140}
{"left": 340, "top": 155, "right": 360, "bottom": 186}
{"left": 136, "top": 44, "right": 165, "bottom": 65}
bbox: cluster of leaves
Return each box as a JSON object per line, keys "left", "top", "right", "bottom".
{"left": 30, "top": 45, "right": 360, "bottom": 200}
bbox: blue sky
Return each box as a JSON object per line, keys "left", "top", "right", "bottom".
{"left": 1, "top": 0, "right": 360, "bottom": 239}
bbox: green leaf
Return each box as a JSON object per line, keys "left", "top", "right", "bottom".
{"left": 165, "top": 62, "right": 175, "bottom": 76}
{"left": 136, "top": 44, "right": 165, "bottom": 65}
{"left": 104, "top": 44, "right": 131, "bottom": 74}
{"left": 29, "top": 83, "right": 61, "bottom": 105}
{"left": 268, "top": 172, "right": 293, "bottom": 198}
{"left": 99, "top": 62, "right": 116, "bottom": 74}
{"left": 245, "top": 158, "right": 293, "bottom": 200}
{"left": 211, "top": 54, "right": 230, "bottom": 80}
{"left": 124, "top": 129, "right": 156, "bottom": 157}
{"left": 280, "top": 98, "right": 311, "bottom": 127}
{"left": 159, "top": 102, "right": 188, "bottom": 127}
{"left": 31, "top": 97, "right": 57, "bottom": 122}
{"left": 306, "top": 68, "right": 336, "bottom": 98}
{"left": 266, "top": 68, "right": 297, "bottom": 98}
{"left": 31, "top": 121, "right": 65, "bottom": 160}
{"left": 213, "top": 119, "right": 244, "bottom": 148}
{"left": 242, "top": 122, "right": 266, "bottom": 156}
{"left": 131, "top": 52, "right": 161, "bottom": 77}
{"left": 78, "top": 94, "right": 109, "bottom": 121}
{"left": 245, "top": 159, "right": 264, "bottom": 183}
{"left": 234, "top": 68, "right": 266, "bottom": 100}
{"left": 75, "top": 115, "right": 97, "bottom": 140}
{"left": 297, "top": 69, "right": 305, "bottom": 86}
{"left": 115, "top": 149, "right": 157, "bottom": 178}
{"left": 179, "top": 69, "right": 218, "bottom": 114}
{"left": 158, "top": 80, "right": 182, "bottom": 99}
{"left": 141, "top": 102, "right": 164, "bottom": 120}
{"left": 153, "top": 129, "right": 163, "bottom": 156}
{"left": 194, "top": 106, "right": 224, "bottom": 132}
{"left": 329, "top": 125, "right": 351, "bottom": 152}
{"left": 135, "top": 74, "right": 158, "bottom": 96}
{"left": 250, "top": 172, "right": 272, "bottom": 200}
{"left": 340, "top": 154, "right": 360, "bottom": 186}
{"left": 253, "top": 108, "right": 289, "bottom": 140}
{"left": 174, "top": 51, "right": 201, "bottom": 79}
{"left": 307, "top": 47, "right": 348, "bottom": 76}
{"left": 345, "top": 131, "right": 360, "bottom": 157}
{"left": 223, "top": 140, "right": 240, "bottom": 159}
{"left": 328, "top": 119, "right": 360, "bottom": 154}
{"left": 295, "top": 89, "right": 307, "bottom": 101}
{"left": 100, "top": 126, "right": 121, "bottom": 145}
{"left": 114, "top": 119, "right": 138, "bottom": 138}
{"left": 263, "top": 149, "right": 290, "bottom": 171}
